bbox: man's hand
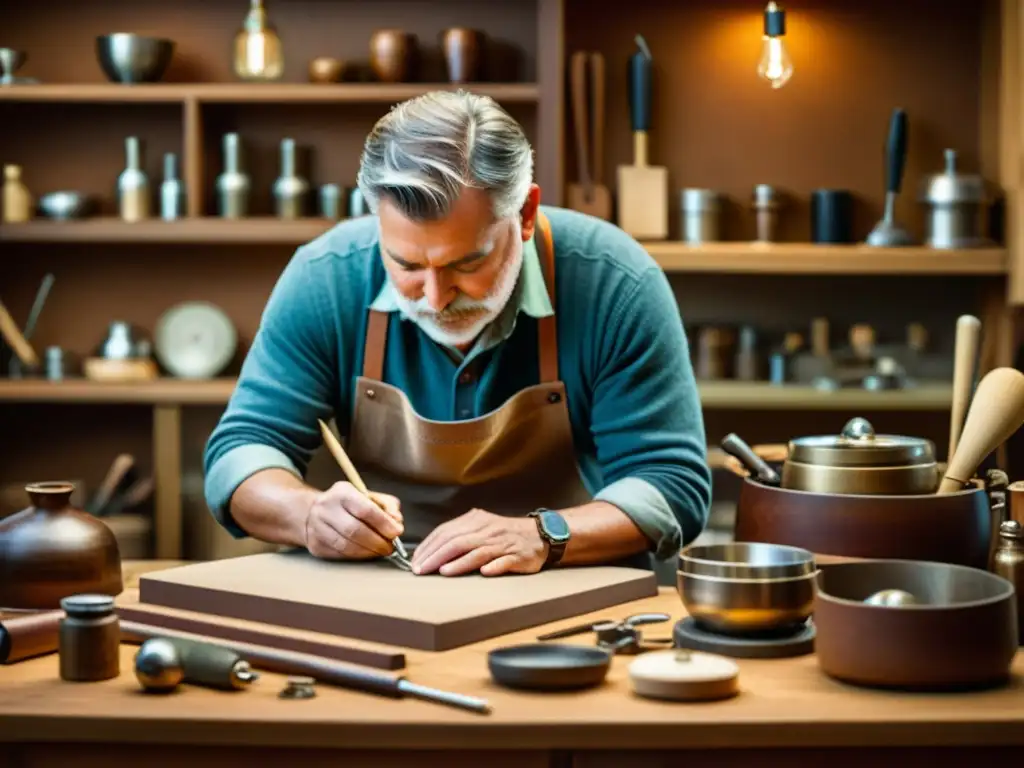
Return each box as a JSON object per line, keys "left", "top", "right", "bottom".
{"left": 304, "top": 481, "right": 403, "bottom": 560}
{"left": 410, "top": 509, "right": 549, "bottom": 576}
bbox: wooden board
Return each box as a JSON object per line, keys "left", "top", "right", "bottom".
{"left": 617, "top": 164, "right": 669, "bottom": 240}
{"left": 114, "top": 601, "right": 406, "bottom": 670}
{"left": 138, "top": 550, "right": 658, "bottom": 651}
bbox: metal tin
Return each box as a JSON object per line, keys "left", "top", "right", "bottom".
{"left": 680, "top": 188, "right": 721, "bottom": 244}
{"left": 992, "top": 520, "right": 1024, "bottom": 642}
{"left": 58, "top": 593, "right": 120, "bottom": 682}
{"left": 751, "top": 184, "right": 781, "bottom": 242}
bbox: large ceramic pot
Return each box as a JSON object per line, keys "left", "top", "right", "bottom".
{"left": 0, "top": 482, "right": 123, "bottom": 609}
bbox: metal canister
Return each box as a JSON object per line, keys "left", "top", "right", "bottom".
{"left": 918, "top": 149, "right": 991, "bottom": 249}
{"left": 680, "top": 189, "right": 721, "bottom": 244}
{"left": 751, "top": 184, "right": 781, "bottom": 242}
{"left": 58, "top": 594, "right": 120, "bottom": 682}
{"left": 319, "top": 184, "right": 341, "bottom": 220}
{"left": 992, "top": 520, "right": 1024, "bottom": 642}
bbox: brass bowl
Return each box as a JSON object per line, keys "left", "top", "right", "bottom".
{"left": 308, "top": 57, "right": 344, "bottom": 83}
{"left": 677, "top": 570, "right": 815, "bottom": 636}
{"left": 814, "top": 560, "right": 1018, "bottom": 690}
{"left": 679, "top": 542, "right": 815, "bottom": 580}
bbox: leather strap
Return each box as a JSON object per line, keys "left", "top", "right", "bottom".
{"left": 535, "top": 212, "right": 559, "bottom": 384}
{"left": 363, "top": 309, "right": 388, "bottom": 379}
{"left": 362, "top": 211, "right": 559, "bottom": 382}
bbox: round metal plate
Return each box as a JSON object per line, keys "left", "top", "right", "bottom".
{"left": 154, "top": 301, "right": 237, "bottom": 379}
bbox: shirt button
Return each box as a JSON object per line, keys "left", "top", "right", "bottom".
{"left": 459, "top": 408, "right": 472, "bottom": 418}
{"left": 458, "top": 370, "right": 475, "bottom": 385}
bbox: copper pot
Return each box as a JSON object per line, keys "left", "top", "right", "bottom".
{"left": 733, "top": 478, "right": 992, "bottom": 569}
{"left": 441, "top": 28, "right": 484, "bottom": 83}
{"left": 369, "top": 30, "right": 415, "bottom": 83}
{"left": 308, "top": 57, "right": 344, "bottom": 84}
{"left": 0, "top": 482, "right": 123, "bottom": 609}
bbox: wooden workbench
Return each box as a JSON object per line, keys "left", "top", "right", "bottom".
{"left": 1, "top": 561, "right": 1022, "bottom": 767}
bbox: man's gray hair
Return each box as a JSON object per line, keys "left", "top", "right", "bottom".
{"left": 357, "top": 90, "right": 534, "bottom": 222}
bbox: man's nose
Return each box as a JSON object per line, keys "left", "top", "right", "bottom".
{"left": 422, "top": 269, "right": 451, "bottom": 312}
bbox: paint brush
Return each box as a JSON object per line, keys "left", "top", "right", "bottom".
{"left": 317, "top": 419, "right": 411, "bottom": 567}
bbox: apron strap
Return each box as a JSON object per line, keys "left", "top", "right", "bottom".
{"left": 363, "top": 309, "right": 388, "bottom": 380}
{"left": 534, "top": 212, "right": 559, "bottom": 383}
{"left": 362, "top": 210, "right": 559, "bottom": 383}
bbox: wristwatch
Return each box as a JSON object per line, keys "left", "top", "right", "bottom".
{"left": 528, "top": 508, "right": 571, "bottom": 568}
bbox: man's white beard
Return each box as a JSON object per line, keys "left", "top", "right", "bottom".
{"left": 393, "top": 244, "right": 524, "bottom": 348}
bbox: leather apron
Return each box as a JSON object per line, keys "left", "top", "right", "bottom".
{"left": 345, "top": 213, "right": 593, "bottom": 544}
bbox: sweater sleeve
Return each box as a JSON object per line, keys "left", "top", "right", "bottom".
{"left": 203, "top": 251, "right": 340, "bottom": 537}
{"left": 589, "top": 266, "right": 712, "bottom": 560}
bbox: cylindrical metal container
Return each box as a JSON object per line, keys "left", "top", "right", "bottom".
{"left": 751, "top": 184, "right": 781, "bottom": 242}
{"left": 811, "top": 189, "right": 853, "bottom": 243}
{"left": 680, "top": 189, "right": 721, "bottom": 244}
{"left": 992, "top": 520, "right": 1024, "bottom": 644}
{"left": 58, "top": 594, "right": 120, "bottom": 682}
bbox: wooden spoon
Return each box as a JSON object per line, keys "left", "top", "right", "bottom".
{"left": 938, "top": 367, "right": 1024, "bottom": 493}
{"left": 947, "top": 314, "right": 981, "bottom": 461}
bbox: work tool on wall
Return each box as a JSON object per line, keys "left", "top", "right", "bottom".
{"left": 567, "top": 51, "right": 611, "bottom": 220}
{"left": 866, "top": 107, "right": 915, "bottom": 246}
{"left": 616, "top": 34, "right": 668, "bottom": 240}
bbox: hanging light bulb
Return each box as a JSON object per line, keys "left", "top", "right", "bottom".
{"left": 757, "top": 2, "right": 793, "bottom": 89}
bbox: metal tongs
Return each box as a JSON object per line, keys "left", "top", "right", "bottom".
{"left": 317, "top": 419, "right": 413, "bottom": 571}
{"left": 537, "top": 612, "right": 673, "bottom": 655}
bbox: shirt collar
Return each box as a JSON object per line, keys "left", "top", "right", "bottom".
{"left": 369, "top": 229, "right": 555, "bottom": 354}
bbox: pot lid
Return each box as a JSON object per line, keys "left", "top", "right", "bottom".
{"left": 788, "top": 417, "right": 935, "bottom": 467}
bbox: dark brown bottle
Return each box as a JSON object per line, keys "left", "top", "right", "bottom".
{"left": 0, "top": 482, "right": 123, "bottom": 609}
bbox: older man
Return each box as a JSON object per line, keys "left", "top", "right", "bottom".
{"left": 203, "top": 90, "right": 711, "bottom": 577}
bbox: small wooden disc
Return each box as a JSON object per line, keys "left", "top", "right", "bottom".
{"left": 628, "top": 649, "right": 740, "bottom": 702}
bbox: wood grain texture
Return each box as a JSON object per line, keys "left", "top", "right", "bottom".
{"left": 1, "top": 586, "right": 1023, "bottom": 751}
{"left": 114, "top": 600, "right": 407, "bottom": 670}
{"left": 137, "top": 551, "right": 658, "bottom": 651}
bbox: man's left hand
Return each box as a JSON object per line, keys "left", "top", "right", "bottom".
{"left": 410, "top": 509, "right": 549, "bottom": 576}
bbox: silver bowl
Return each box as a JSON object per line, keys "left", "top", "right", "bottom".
{"left": 96, "top": 34, "right": 174, "bottom": 84}
{"left": 677, "top": 570, "right": 816, "bottom": 635}
{"left": 678, "top": 542, "right": 815, "bottom": 579}
{"left": 39, "top": 192, "right": 94, "bottom": 220}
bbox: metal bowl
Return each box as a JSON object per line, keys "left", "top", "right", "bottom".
{"left": 96, "top": 34, "right": 175, "bottom": 84}
{"left": 677, "top": 570, "right": 816, "bottom": 636}
{"left": 814, "top": 560, "right": 1018, "bottom": 690}
{"left": 38, "top": 191, "right": 94, "bottom": 220}
{"left": 678, "top": 542, "right": 815, "bottom": 579}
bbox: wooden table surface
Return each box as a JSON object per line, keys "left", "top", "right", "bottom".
{"left": 2, "top": 560, "right": 1023, "bottom": 766}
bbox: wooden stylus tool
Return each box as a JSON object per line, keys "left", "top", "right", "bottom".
{"left": 316, "top": 419, "right": 411, "bottom": 567}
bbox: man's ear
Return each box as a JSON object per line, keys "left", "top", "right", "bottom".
{"left": 518, "top": 184, "right": 541, "bottom": 240}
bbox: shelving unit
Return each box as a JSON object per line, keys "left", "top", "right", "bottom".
{"left": 0, "top": 377, "right": 953, "bottom": 411}
{"left": 2, "top": 0, "right": 1022, "bottom": 562}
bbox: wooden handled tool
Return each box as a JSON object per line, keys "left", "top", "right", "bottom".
{"left": 616, "top": 34, "right": 668, "bottom": 240}
{"left": 567, "top": 52, "right": 611, "bottom": 220}
{"left": 317, "top": 419, "right": 410, "bottom": 563}
{"left": 947, "top": 314, "right": 981, "bottom": 461}
{"left": 0, "top": 298, "right": 39, "bottom": 367}
{"left": 939, "top": 367, "right": 1024, "bottom": 493}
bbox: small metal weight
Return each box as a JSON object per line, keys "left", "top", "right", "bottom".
{"left": 279, "top": 675, "right": 317, "bottom": 699}
{"left": 59, "top": 594, "right": 120, "bottom": 682}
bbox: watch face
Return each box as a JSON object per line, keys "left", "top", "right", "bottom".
{"left": 539, "top": 510, "right": 571, "bottom": 542}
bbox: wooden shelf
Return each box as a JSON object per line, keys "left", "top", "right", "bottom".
{"left": 0, "top": 223, "right": 1012, "bottom": 278}
{"left": 0, "top": 83, "right": 541, "bottom": 105}
{"left": 0, "top": 378, "right": 951, "bottom": 411}
{"left": 0, "top": 218, "right": 336, "bottom": 244}
{"left": 697, "top": 381, "right": 952, "bottom": 410}
{"left": 643, "top": 242, "right": 1008, "bottom": 275}
{"left": 0, "top": 378, "right": 237, "bottom": 405}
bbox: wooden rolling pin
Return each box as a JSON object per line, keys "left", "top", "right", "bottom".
{"left": 948, "top": 314, "right": 982, "bottom": 461}
{"left": 939, "top": 367, "right": 1024, "bottom": 493}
